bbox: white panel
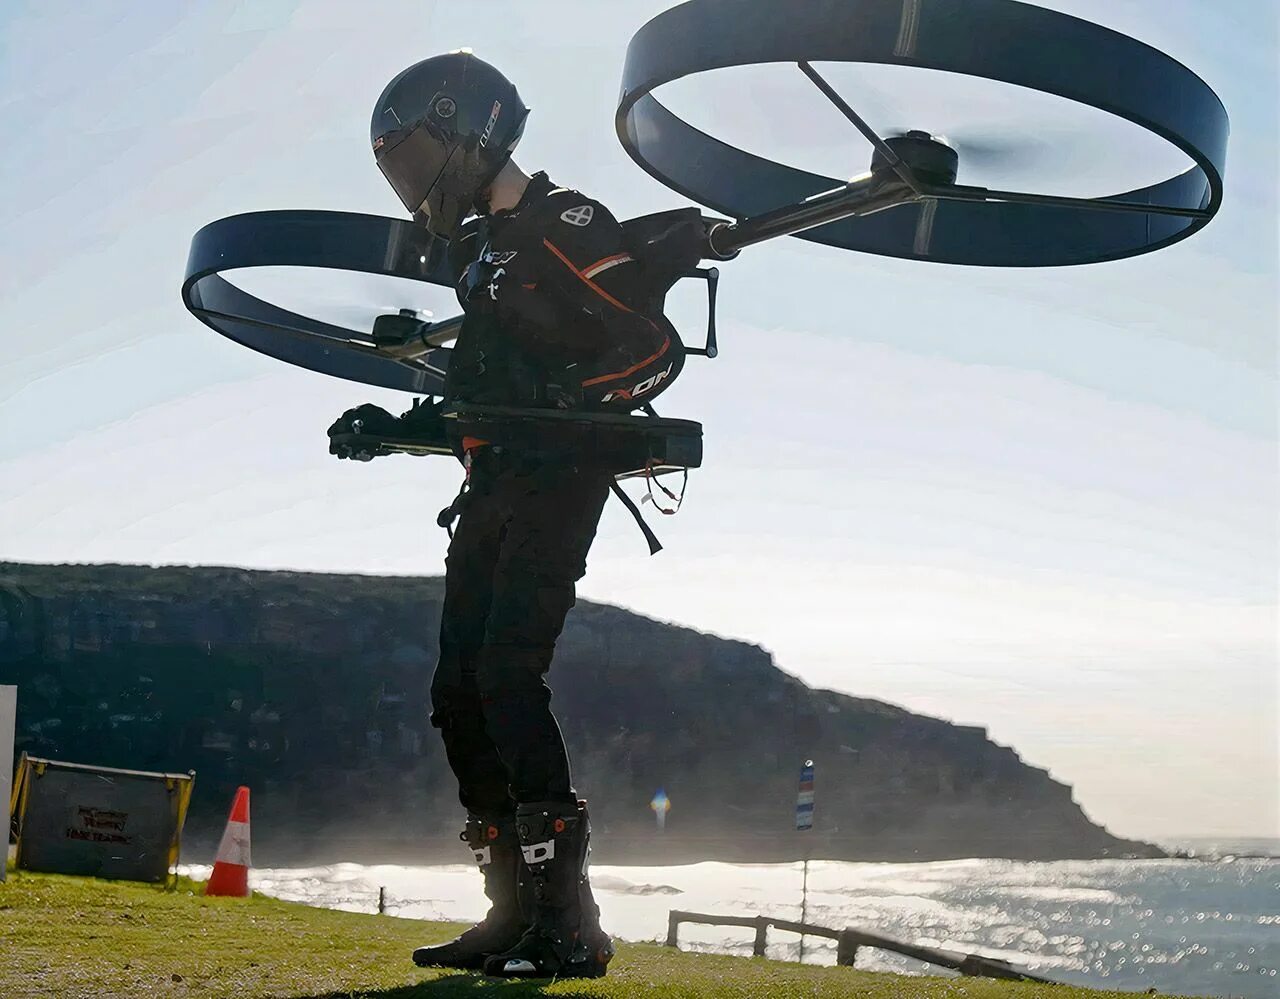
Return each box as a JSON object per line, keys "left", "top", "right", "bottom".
{"left": 0, "top": 686, "right": 16, "bottom": 883}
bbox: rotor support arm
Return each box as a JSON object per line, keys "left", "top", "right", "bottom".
{"left": 796, "top": 61, "right": 923, "bottom": 196}
{"left": 705, "top": 172, "right": 918, "bottom": 260}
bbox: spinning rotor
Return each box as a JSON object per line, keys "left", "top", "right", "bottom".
{"left": 618, "top": 0, "right": 1226, "bottom": 266}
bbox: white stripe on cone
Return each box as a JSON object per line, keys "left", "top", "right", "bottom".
{"left": 215, "top": 819, "right": 251, "bottom": 868}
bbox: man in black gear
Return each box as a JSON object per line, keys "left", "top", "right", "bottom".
{"left": 331, "top": 51, "right": 698, "bottom": 980}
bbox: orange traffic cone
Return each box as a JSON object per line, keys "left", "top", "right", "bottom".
{"left": 205, "top": 785, "right": 251, "bottom": 897}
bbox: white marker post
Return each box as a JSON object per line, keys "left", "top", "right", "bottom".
{"left": 0, "top": 686, "right": 16, "bottom": 883}
{"left": 795, "top": 759, "right": 815, "bottom": 962}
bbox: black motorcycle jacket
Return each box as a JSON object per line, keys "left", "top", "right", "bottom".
{"left": 445, "top": 172, "right": 686, "bottom": 412}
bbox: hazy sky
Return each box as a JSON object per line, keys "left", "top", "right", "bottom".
{"left": 1, "top": 1, "right": 1275, "bottom": 842}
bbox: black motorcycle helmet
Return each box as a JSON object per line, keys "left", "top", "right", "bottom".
{"left": 371, "top": 51, "right": 530, "bottom": 239}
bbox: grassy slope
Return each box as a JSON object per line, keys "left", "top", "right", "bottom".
{"left": 0, "top": 872, "right": 1180, "bottom": 999}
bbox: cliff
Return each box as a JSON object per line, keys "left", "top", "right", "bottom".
{"left": 0, "top": 561, "right": 1162, "bottom": 864}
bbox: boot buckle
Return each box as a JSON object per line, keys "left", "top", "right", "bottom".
{"left": 521, "top": 839, "right": 555, "bottom": 864}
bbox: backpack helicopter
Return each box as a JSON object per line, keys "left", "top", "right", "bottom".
{"left": 181, "top": 0, "right": 1227, "bottom": 551}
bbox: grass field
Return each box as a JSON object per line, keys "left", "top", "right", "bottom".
{"left": 0, "top": 870, "right": 1186, "bottom": 998}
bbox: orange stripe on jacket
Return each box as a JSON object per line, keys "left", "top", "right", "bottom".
{"left": 580, "top": 336, "right": 671, "bottom": 388}
{"left": 543, "top": 239, "right": 645, "bottom": 318}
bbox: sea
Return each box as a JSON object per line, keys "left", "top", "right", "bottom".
{"left": 184, "top": 840, "right": 1279, "bottom": 999}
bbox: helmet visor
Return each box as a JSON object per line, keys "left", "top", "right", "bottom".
{"left": 374, "top": 120, "right": 456, "bottom": 219}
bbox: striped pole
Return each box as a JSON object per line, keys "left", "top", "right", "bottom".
{"left": 795, "top": 760, "right": 815, "bottom": 831}
{"left": 796, "top": 760, "right": 815, "bottom": 962}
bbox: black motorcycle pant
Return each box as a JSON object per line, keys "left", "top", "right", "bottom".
{"left": 430, "top": 448, "right": 613, "bottom": 816}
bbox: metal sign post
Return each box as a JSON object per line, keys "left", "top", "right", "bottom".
{"left": 795, "top": 759, "right": 815, "bottom": 962}
{"left": 1, "top": 686, "right": 15, "bottom": 883}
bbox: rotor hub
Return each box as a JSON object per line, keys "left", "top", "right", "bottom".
{"left": 371, "top": 309, "right": 428, "bottom": 346}
{"left": 870, "top": 131, "right": 959, "bottom": 187}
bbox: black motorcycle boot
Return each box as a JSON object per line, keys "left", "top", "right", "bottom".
{"left": 483, "top": 800, "right": 614, "bottom": 979}
{"left": 412, "top": 815, "right": 528, "bottom": 970}
{"left": 561, "top": 800, "right": 615, "bottom": 977}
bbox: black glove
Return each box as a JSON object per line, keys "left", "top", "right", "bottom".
{"left": 327, "top": 403, "right": 399, "bottom": 461}
{"left": 327, "top": 399, "right": 448, "bottom": 461}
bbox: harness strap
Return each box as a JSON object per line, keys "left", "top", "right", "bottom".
{"left": 642, "top": 463, "right": 688, "bottom": 515}
{"left": 435, "top": 458, "right": 476, "bottom": 543}
{"left": 437, "top": 448, "right": 669, "bottom": 557}
{"left": 437, "top": 479, "right": 472, "bottom": 539}
{"left": 610, "top": 481, "right": 662, "bottom": 556}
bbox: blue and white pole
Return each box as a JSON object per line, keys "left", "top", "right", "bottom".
{"left": 795, "top": 760, "right": 815, "bottom": 831}
{"left": 796, "top": 759, "right": 815, "bottom": 962}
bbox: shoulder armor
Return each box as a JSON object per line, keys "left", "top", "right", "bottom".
{"left": 534, "top": 187, "right": 613, "bottom": 230}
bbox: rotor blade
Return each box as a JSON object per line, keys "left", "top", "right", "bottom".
{"left": 343, "top": 271, "right": 445, "bottom": 307}
{"left": 310, "top": 304, "right": 436, "bottom": 331}
{"left": 882, "top": 125, "right": 1073, "bottom": 175}
{"left": 945, "top": 131, "right": 1059, "bottom": 171}
{"left": 226, "top": 266, "right": 451, "bottom": 334}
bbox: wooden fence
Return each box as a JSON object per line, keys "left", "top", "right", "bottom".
{"left": 665, "top": 910, "right": 1060, "bottom": 984}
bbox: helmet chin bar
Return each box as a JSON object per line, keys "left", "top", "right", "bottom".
{"left": 412, "top": 196, "right": 434, "bottom": 231}
{"left": 421, "top": 147, "right": 470, "bottom": 239}
{"left": 471, "top": 166, "right": 502, "bottom": 218}
{"left": 472, "top": 149, "right": 522, "bottom": 219}
{"left": 431, "top": 137, "right": 509, "bottom": 239}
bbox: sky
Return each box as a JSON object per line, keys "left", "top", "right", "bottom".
{"left": 0, "top": 0, "right": 1275, "bottom": 843}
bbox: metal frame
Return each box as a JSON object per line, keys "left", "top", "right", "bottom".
{"left": 181, "top": 209, "right": 723, "bottom": 395}
{"left": 618, "top": 0, "right": 1228, "bottom": 266}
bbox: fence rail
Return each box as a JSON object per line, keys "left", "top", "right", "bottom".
{"left": 665, "top": 910, "right": 1060, "bottom": 985}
